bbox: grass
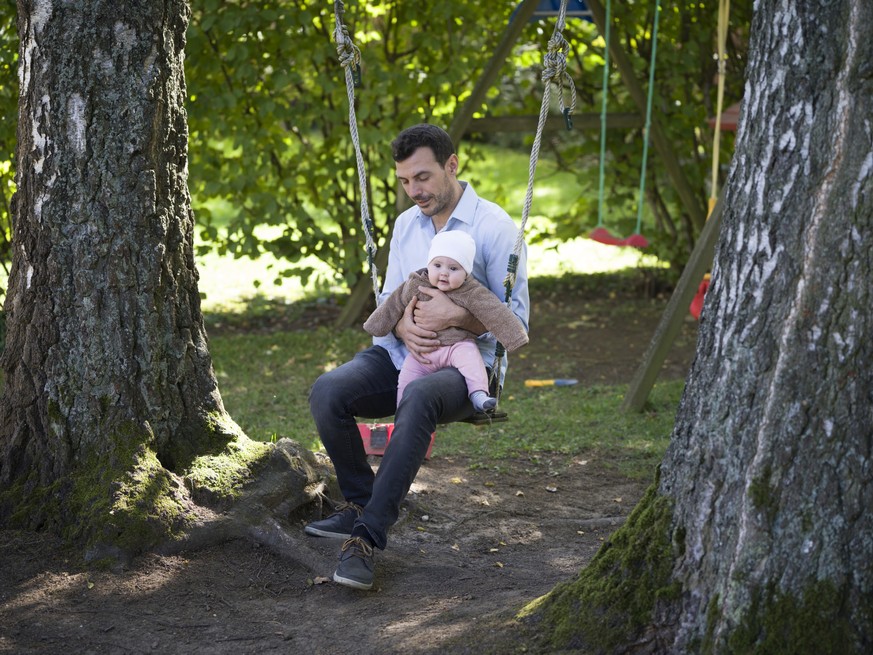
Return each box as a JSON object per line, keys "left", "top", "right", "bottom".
{"left": 210, "top": 317, "right": 683, "bottom": 479}
{"left": 0, "top": 144, "right": 683, "bottom": 480}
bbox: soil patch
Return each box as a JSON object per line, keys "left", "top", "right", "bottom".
{"left": 0, "top": 272, "right": 701, "bottom": 654}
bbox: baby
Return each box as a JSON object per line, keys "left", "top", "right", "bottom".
{"left": 364, "top": 231, "right": 528, "bottom": 413}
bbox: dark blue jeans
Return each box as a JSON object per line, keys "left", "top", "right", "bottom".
{"left": 309, "top": 345, "right": 473, "bottom": 549}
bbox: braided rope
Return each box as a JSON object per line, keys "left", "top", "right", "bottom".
{"left": 596, "top": 0, "right": 612, "bottom": 229}
{"left": 333, "top": 0, "right": 379, "bottom": 300}
{"left": 709, "top": 0, "right": 730, "bottom": 214}
{"left": 633, "top": 1, "right": 661, "bottom": 235}
{"left": 491, "top": 0, "right": 577, "bottom": 396}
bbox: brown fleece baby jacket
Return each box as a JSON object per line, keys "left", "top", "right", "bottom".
{"left": 363, "top": 269, "right": 529, "bottom": 353}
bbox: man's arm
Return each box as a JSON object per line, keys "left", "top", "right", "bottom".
{"left": 412, "top": 286, "right": 486, "bottom": 335}
{"left": 394, "top": 296, "right": 442, "bottom": 365}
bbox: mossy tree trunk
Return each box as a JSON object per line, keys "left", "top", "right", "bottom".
{"left": 527, "top": 2, "right": 873, "bottom": 652}
{"left": 0, "top": 1, "right": 329, "bottom": 567}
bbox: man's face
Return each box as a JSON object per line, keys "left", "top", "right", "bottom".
{"left": 395, "top": 147, "right": 458, "bottom": 221}
{"left": 427, "top": 256, "right": 467, "bottom": 291}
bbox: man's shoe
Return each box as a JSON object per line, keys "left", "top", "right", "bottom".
{"left": 304, "top": 502, "right": 363, "bottom": 538}
{"left": 333, "top": 537, "right": 375, "bottom": 590}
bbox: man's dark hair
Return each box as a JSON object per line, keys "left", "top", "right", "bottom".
{"left": 391, "top": 124, "right": 456, "bottom": 165}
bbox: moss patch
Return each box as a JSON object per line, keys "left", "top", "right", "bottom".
{"left": 66, "top": 424, "right": 195, "bottom": 562}
{"left": 519, "top": 478, "right": 679, "bottom": 653}
{"left": 723, "top": 581, "right": 861, "bottom": 654}
{"left": 184, "top": 435, "right": 270, "bottom": 509}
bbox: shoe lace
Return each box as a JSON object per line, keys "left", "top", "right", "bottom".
{"left": 331, "top": 501, "right": 363, "bottom": 517}
{"left": 341, "top": 536, "right": 373, "bottom": 559}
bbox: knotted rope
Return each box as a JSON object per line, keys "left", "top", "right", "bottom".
{"left": 333, "top": 0, "right": 380, "bottom": 300}
{"left": 491, "top": 0, "right": 577, "bottom": 397}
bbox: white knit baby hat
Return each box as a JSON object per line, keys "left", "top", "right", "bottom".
{"left": 427, "top": 230, "right": 476, "bottom": 273}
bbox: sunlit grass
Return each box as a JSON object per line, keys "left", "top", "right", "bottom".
{"left": 0, "top": 144, "right": 680, "bottom": 480}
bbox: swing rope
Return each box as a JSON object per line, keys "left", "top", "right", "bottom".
{"left": 709, "top": 0, "right": 730, "bottom": 214}
{"left": 631, "top": 1, "right": 661, "bottom": 245}
{"left": 590, "top": 0, "right": 659, "bottom": 249}
{"left": 333, "top": 0, "right": 380, "bottom": 301}
{"left": 594, "top": 0, "right": 612, "bottom": 235}
{"left": 489, "top": 0, "right": 577, "bottom": 400}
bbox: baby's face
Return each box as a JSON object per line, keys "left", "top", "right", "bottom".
{"left": 427, "top": 256, "right": 467, "bottom": 291}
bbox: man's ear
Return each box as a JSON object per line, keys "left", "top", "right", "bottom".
{"left": 447, "top": 154, "right": 459, "bottom": 176}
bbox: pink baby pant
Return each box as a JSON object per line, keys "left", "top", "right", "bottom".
{"left": 397, "top": 340, "right": 488, "bottom": 405}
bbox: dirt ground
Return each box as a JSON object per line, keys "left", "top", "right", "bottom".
{"left": 0, "top": 273, "right": 700, "bottom": 655}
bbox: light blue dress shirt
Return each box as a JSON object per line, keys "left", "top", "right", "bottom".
{"left": 372, "top": 181, "right": 530, "bottom": 384}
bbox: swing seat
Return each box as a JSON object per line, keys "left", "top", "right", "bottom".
{"left": 620, "top": 233, "right": 649, "bottom": 248}
{"left": 588, "top": 226, "right": 626, "bottom": 246}
{"left": 589, "top": 227, "right": 649, "bottom": 249}
{"left": 460, "top": 409, "right": 509, "bottom": 425}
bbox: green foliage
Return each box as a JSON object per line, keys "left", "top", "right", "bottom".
{"left": 0, "top": 2, "right": 17, "bottom": 299}
{"left": 524, "top": 0, "right": 751, "bottom": 273}
{"left": 184, "top": 0, "right": 512, "bottom": 292}
{"left": 0, "top": 1, "right": 753, "bottom": 301}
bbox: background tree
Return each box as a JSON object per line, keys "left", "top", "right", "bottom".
{"left": 183, "top": 0, "right": 507, "bottom": 293}
{"left": 524, "top": 1, "right": 872, "bottom": 652}
{"left": 0, "top": 0, "right": 328, "bottom": 566}
{"left": 0, "top": 1, "right": 752, "bottom": 306}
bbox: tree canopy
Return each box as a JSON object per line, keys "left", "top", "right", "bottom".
{"left": 0, "top": 0, "right": 751, "bottom": 303}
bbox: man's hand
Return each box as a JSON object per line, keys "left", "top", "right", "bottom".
{"left": 415, "top": 287, "right": 487, "bottom": 335}
{"left": 395, "top": 297, "right": 440, "bottom": 365}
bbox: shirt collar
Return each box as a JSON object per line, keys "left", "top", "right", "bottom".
{"left": 414, "top": 181, "right": 478, "bottom": 229}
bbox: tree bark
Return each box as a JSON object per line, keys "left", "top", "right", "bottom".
{"left": 0, "top": 1, "right": 327, "bottom": 565}
{"left": 527, "top": 2, "right": 873, "bottom": 652}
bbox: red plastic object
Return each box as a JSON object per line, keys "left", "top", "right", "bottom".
{"left": 588, "top": 226, "right": 625, "bottom": 246}
{"left": 359, "top": 423, "right": 435, "bottom": 459}
{"left": 620, "top": 233, "right": 649, "bottom": 249}
{"left": 689, "top": 277, "right": 710, "bottom": 320}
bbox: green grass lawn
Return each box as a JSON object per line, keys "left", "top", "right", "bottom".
{"left": 0, "top": 144, "right": 682, "bottom": 480}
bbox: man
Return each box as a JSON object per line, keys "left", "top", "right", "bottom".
{"left": 306, "top": 124, "right": 530, "bottom": 589}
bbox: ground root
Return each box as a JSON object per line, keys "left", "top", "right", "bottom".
{"left": 158, "top": 439, "right": 335, "bottom": 573}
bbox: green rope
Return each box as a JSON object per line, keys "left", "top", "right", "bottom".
{"left": 333, "top": 0, "right": 379, "bottom": 301}
{"left": 596, "top": 0, "right": 612, "bottom": 229}
{"left": 634, "top": 1, "right": 661, "bottom": 235}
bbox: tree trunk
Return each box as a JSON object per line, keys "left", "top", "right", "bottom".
{"left": 0, "top": 1, "right": 328, "bottom": 566}
{"left": 526, "top": 2, "right": 873, "bottom": 652}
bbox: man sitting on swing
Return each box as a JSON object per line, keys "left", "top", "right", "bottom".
{"left": 306, "top": 123, "right": 530, "bottom": 590}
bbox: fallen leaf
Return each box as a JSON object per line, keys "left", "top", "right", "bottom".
{"left": 313, "top": 576, "right": 330, "bottom": 585}
{"left": 546, "top": 486, "right": 558, "bottom": 493}
{"left": 613, "top": 497, "right": 623, "bottom": 503}
{"left": 489, "top": 548, "right": 500, "bottom": 553}
{"left": 451, "top": 477, "right": 464, "bottom": 484}
{"left": 515, "top": 490, "right": 525, "bottom": 497}
{"left": 451, "top": 543, "right": 460, "bottom": 551}
{"left": 495, "top": 562, "right": 504, "bottom": 568}
{"left": 479, "top": 498, "right": 490, "bottom": 507}
{"left": 484, "top": 481, "right": 495, "bottom": 488}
